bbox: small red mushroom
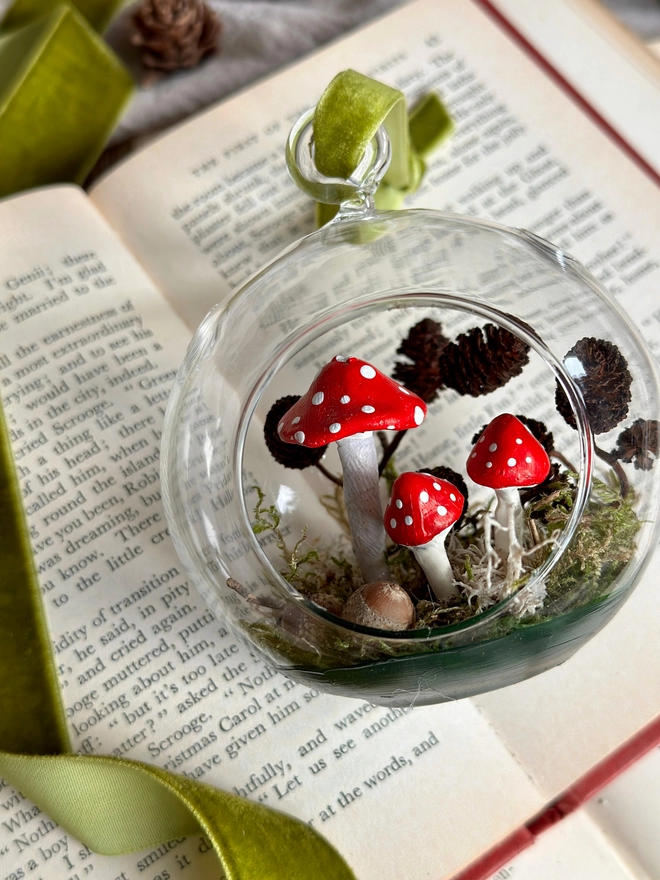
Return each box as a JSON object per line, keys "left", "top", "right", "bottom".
{"left": 466, "top": 413, "right": 550, "bottom": 556}
{"left": 383, "top": 472, "right": 464, "bottom": 599}
{"left": 278, "top": 355, "right": 427, "bottom": 582}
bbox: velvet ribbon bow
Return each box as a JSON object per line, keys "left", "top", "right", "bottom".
{"left": 314, "top": 68, "right": 453, "bottom": 225}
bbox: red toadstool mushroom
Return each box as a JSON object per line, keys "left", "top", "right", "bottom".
{"left": 466, "top": 413, "right": 550, "bottom": 557}
{"left": 278, "top": 355, "right": 427, "bottom": 583}
{"left": 383, "top": 471, "right": 464, "bottom": 599}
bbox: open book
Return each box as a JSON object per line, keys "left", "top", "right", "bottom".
{"left": 2, "top": 1, "right": 660, "bottom": 878}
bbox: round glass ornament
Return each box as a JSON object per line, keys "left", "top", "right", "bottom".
{"left": 161, "top": 111, "right": 660, "bottom": 707}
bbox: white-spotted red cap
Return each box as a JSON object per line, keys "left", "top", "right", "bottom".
{"left": 278, "top": 356, "right": 427, "bottom": 448}
{"left": 467, "top": 413, "right": 550, "bottom": 489}
{"left": 384, "top": 472, "right": 464, "bottom": 547}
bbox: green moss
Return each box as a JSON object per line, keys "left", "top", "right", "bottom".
{"left": 246, "top": 474, "right": 642, "bottom": 670}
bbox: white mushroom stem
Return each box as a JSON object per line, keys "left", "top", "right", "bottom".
{"left": 493, "top": 486, "right": 524, "bottom": 558}
{"left": 409, "top": 530, "right": 459, "bottom": 599}
{"left": 336, "top": 432, "right": 389, "bottom": 583}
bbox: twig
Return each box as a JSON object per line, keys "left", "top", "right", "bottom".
{"left": 378, "top": 429, "right": 407, "bottom": 475}
{"left": 315, "top": 462, "right": 343, "bottom": 486}
{"left": 226, "top": 578, "right": 281, "bottom": 610}
{"left": 594, "top": 444, "right": 629, "bottom": 498}
{"left": 550, "top": 448, "right": 577, "bottom": 472}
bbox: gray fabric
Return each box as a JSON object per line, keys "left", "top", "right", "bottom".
{"left": 1, "top": 0, "right": 658, "bottom": 144}
{"left": 105, "top": 0, "right": 404, "bottom": 143}
{"left": 601, "top": 0, "right": 660, "bottom": 41}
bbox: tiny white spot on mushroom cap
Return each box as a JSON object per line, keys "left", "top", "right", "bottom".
{"left": 516, "top": 438, "right": 523, "bottom": 445}
{"left": 390, "top": 518, "right": 397, "bottom": 528}
{"left": 395, "top": 499, "right": 403, "bottom": 509}
{"left": 360, "top": 365, "right": 376, "bottom": 379}
{"left": 489, "top": 442, "right": 498, "bottom": 452}
{"left": 486, "top": 461, "right": 492, "bottom": 468}
{"left": 312, "top": 392, "right": 324, "bottom": 405}
{"left": 420, "top": 490, "right": 429, "bottom": 503}
{"left": 508, "top": 457, "right": 517, "bottom": 467}
{"left": 400, "top": 387, "right": 411, "bottom": 395}
{"left": 294, "top": 431, "right": 305, "bottom": 443}
{"left": 450, "top": 493, "right": 456, "bottom": 501}
{"left": 404, "top": 516, "right": 413, "bottom": 525}
{"left": 292, "top": 416, "right": 300, "bottom": 425}
{"left": 479, "top": 436, "right": 485, "bottom": 443}
{"left": 414, "top": 406, "right": 424, "bottom": 425}
{"left": 361, "top": 405, "right": 375, "bottom": 413}
{"left": 526, "top": 456, "right": 532, "bottom": 463}
{"left": 437, "top": 505, "right": 447, "bottom": 516}
{"left": 387, "top": 425, "right": 395, "bottom": 430}
{"left": 329, "top": 423, "right": 341, "bottom": 434}
{"left": 471, "top": 452, "right": 477, "bottom": 459}
{"left": 335, "top": 355, "right": 347, "bottom": 362}
{"left": 433, "top": 482, "right": 441, "bottom": 490}
{"left": 340, "top": 395, "right": 350, "bottom": 404}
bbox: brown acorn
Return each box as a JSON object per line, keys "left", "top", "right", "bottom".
{"left": 343, "top": 581, "right": 415, "bottom": 631}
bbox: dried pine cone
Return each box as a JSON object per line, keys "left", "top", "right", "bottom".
{"left": 392, "top": 318, "right": 450, "bottom": 403}
{"left": 438, "top": 324, "right": 530, "bottom": 397}
{"left": 264, "top": 396, "right": 328, "bottom": 469}
{"left": 132, "top": 0, "right": 220, "bottom": 83}
{"left": 418, "top": 465, "right": 469, "bottom": 527}
{"left": 555, "top": 337, "right": 632, "bottom": 434}
{"left": 614, "top": 418, "right": 658, "bottom": 470}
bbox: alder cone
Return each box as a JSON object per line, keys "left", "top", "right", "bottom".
{"left": 615, "top": 418, "right": 659, "bottom": 470}
{"left": 264, "top": 396, "right": 328, "bottom": 469}
{"left": 555, "top": 337, "right": 632, "bottom": 434}
{"left": 392, "top": 318, "right": 449, "bottom": 403}
{"left": 132, "top": 0, "right": 220, "bottom": 82}
{"left": 439, "top": 324, "right": 530, "bottom": 397}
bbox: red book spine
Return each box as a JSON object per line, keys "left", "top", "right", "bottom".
{"left": 452, "top": 714, "right": 660, "bottom": 880}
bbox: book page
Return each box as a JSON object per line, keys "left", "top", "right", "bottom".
{"left": 585, "top": 744, "right": 660, "bottom": 879}
{"left": 486, "top": 811, "right": 644, "bottom": 880}
{"left": 88, "top": 0, "right": 660, "bottom": 834}
{"left": 490, "top": 0, "right": 660, "bottom": 175}
{"left": 90, "top": 0, "right": 660, "bottom": 341}
{"left": 0, "top": 187, "right": 544, "bottom": 880}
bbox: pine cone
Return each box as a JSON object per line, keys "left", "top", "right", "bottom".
{"left": 438, "top": 324, "right": 530, "bottom": 397}
{"left": 392, "top": 318, "right": 449, "bottom": 403}
{"left": 418, "top": 465, "right": 469, "bottom": 527}
{"left": 264, "top": 396, "right": 328, "bottom": 469}
{"left": 614, "top": 418, "right": 658, "bottom": 470}
{"left": 132, "top": 0, "right": 220, "bottom": 83}
{"left": 555, "top": 337, "right": 632, "bottom": 434}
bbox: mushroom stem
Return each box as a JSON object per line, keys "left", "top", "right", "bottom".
{"left": 411, "top": 532, "right": 459, "bottom": 599}
{"left": 378, "top": 429, "right": 407, "bottom": 475}
{"left": 337, "top": 432, "right": 389, "bottom": 583}
{"left": 493, "top": 486, "right": 523, "bottom": 557}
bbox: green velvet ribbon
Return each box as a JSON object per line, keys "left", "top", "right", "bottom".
{"left": 0, "top": 404, "right": 357, "bottom": 877}
{"left": 0, "top": 4, "right": 133, "bottom": 198}
{"left": 313, "top": 69, "right": 453, "bottom": 226}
